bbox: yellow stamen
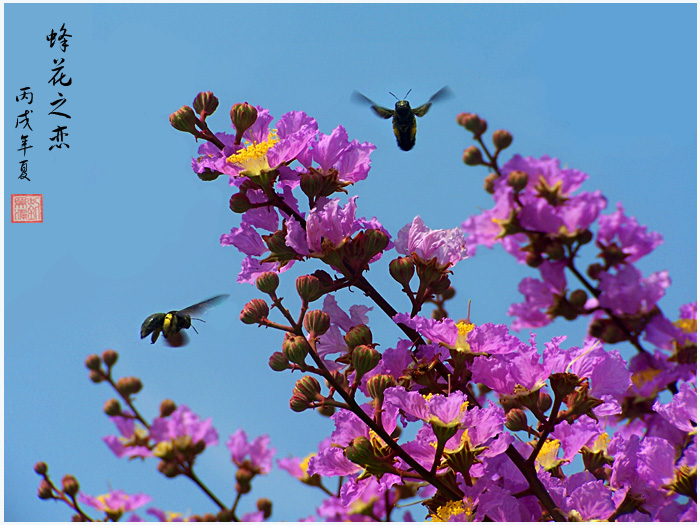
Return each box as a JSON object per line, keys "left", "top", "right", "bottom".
{"left": 455, "top": 321, "right": 475, "bottom": 352}
{"left": 674, "top": 318, "right": 697, "bottom": 334}
{"left": 226, "top": 130, "right": 279, "bottom": 176}
{"left": 536, "top": 439, "right": 561, "bottom": 470}
{"left": 592, "top": 432, "right": 610, "bottom": 453}
{"left": 430, "top": 499, "right": 473, "bottom": 521}
{"left": 631, "top": 367, "right": 661, "bottom": 388}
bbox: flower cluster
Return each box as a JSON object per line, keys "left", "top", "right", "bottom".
{"left": 34, "top": 94, "right": 695, "bottom": 523}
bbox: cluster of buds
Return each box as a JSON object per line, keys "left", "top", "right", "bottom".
{"left": 390, "top": 255, "right": 452, "bottom": 315}
{"left": 300, "top": 168, "right": 353, "bottom": 208}
{"left": 320, "top": 228, "right": 390, "bottom": 278}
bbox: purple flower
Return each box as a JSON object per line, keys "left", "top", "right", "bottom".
{"left": 653, "top": 381, "right": 697, "bottom": 433}
{"left": 597, "top": 203, "right": 663, "bottom": 264}
{"left": 220, "top": 222, "right": 267, "bottom": 256}
{"left": 396, "top": 216, "right": 467, "bottom": 267}
{"left": 226, "top": 429, "right": 275, "bottom": 474}
{"left": 150, "top": 405, "right": 218, "bottom": 447}
{"left": 79, "top": 490, "right": 151, "bottom": 518}
{"left": 146, "top": 508, "right": 193, "bottom": 522}
{"left": 223, "top": 107, "right": 318, "bottom": 181}
{"left": 191, "top": 133, "right": 241, "bottom": 179}
{"left": 597, "top": 265, "right": 670, "bottom": 316}
{"left": 103, "top": 414, "right": 152, "bottom": 458}
{"left": 297, "top": 124, "right": 376, "bottom": 184}
{"left": 384, "top": 387, "right": 469, "bottom": 427}
{"left": 508, "top": 260, "right": 567, "bottom": 330}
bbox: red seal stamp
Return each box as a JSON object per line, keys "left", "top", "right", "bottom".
{"left": 11, "top": 194, "right": 43, "bottom": 223}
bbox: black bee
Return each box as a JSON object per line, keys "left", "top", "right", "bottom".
{"left": 140, "top": 294, "right": 229, "bottom": 347}
{"left": 352, "top": 86, "right": 452, "bottom": 151}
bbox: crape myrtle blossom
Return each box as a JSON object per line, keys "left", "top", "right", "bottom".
{"left": 596, "top": 203, "right": 664, "bottom": 264}
{"left": 79, "top": 490, "right": 151, "bottom": 520}
{"left": 507, "top": 260, "right": 567, "bottom": 331}
{"left": 462, "top": 155, "right": 606, "bottom": 261}
{"left": 226, "top": 429, "right": 276, "bottom": 475}
{"left": 103, "top": 413, "right": 152, "bottom": 459}
{"left": 285, "top": 196, "right": 393, "bottom": 259}
{"left": 150, "top": 405, "right": 219, "bottom": 448}
{"left": 395, "top": 216, "right": 468, "bottom": 268}
{"left": 315, "top": 294, "right": 372, "bottom": 369}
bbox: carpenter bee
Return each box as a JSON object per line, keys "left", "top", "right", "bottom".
{"left": 352, "top": 86, "right": 452, "bottom": 151}
{"left": 140, "top": 294, "right": 229, "bottom": 347}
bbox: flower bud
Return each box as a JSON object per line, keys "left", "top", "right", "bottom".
{"left": 199, "top": 513, "right": 217, "bottom": 522}
{"left": 296, "top": 275, "right": 322, "bottom": 303}
{"left": 507, "top": 170, "right": 528, "bottom": 193}
{"left": 492, "top": 129, "right": 513, "bottom": 150}
{"left": 389, "top": 256, "right": 415, "bottom": 286}
{"left": 37, "top": 479, "right": 53, "bottom": 500}
{"left": 103, "top": 398, "right": 122, "bottom": 417}
{"left": 505, "top": 408, "right": 529, "bottom": 432}
{"left": 442, "top": 286, "right": 456, "bottom": 300}
{"left": 193, "top": 92, "right": 219, "bottom": 118}
{"left": 483, "top": 172, "right": 498, "bottom": 194}
{"left": 88, "top": 370, "right": 104, "bottom": 383}
{"left": 268, "top": 351, "right": 291, "bottom": 372}
{"left": 282, "top": 335, "right": 309, "bottom": 366}
{"left": 216, "top": 510, "right": 234, "bottom": 522}
{"left": 256, "top": 272, "right": 280, "bottom": 295}
{"left": 294, "top": 376, "right": 322, "bottom": 402}
{"left": 456, "top": 112, "right": 471, "bottom": 127}
{"left": 587, "top": 263, "right": 604, "bottom": 280}
{"left": 366, "top": 374, "right": 397, "bottom": 403}
{"left": 300, "top": 170, "right": 324, "bottom": 199}
{"left": 525, "top": 251, "right": 544, "bottom": 268}
{"left": 344, "top": 324, "right": 373, "bottom": 351}
{"left": 462, "top": 113, "right": 481, "bottom": 133}
{"left": 289, "top": 392, "right": 312, "bottom": 412}
{"left": 157, "top": 459, "right": 180, "bottom": 477}
{"left": 589, "top": 319, "right": 627, "bottom": 345}
{"left": 102, "top": 349, "right": 118, "bottom": 367}
{"left": 569, "top": 289, "right": 588, "bottom": 309}
{"left": 361, "top": 229, "right": 390, "bottom": 260}
{"left": 545, "top": 242, "right": 565, "bottom": 261}
{"left": 34, "top": 462, "right": 48, "bottom": 475}
{"left": 84, "top": 354, "right": 101, "bottom": 371}
{"left": 240, "top": 299, "right": 269, "bottom": 325}
{"left": 550, "top": 372, "right": 582, "bottom": 399}
{"left": 304, "top": 310, "right": 331, "bottom": 336}
{"left": 317, "top": 405, "right": 336, "bottom": 417}
{"left": 160, "top": 399, "right": 177, "bottom": 417}
{"left": 462, "top": 146, "right": 483, "bottom": 166}
{"left": 256, "top": 498, "right": 273, "bottom": 519}
{"left": 169, "top": 106, "right": 198, "bottom": 134}
{"left": 61, "top": 475, "right": 79, "bottom": 497}
{"left": 230, "top": 102, "right": 258, "bottom": 140}
{"left": 115, "top": 376, "right": 142, "bottom": 396}
{"left": 352, "top": 345, "right": 381, "bottom": 379}
{"left": 538, "top": 391, "right": 553, "bottom": 413}
{"left": 577, "top": 229, "right": 593, "bottom": 246}
{"left": 229, "top": 192, "right": 253, "bottom": 213}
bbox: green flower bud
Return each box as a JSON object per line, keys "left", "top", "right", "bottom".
{"left": 462, "top": 146, "right": 483, "bottom": 166}
{"left": 507, "top": 170, "right": 528, "bottom": 192}
{"left": 577, "top": 229, "right": 593, "bottom": 246}
{"left": 160, "top": 399, "right": 177, "bottom": 417}
{"left": 116, "top": 376, "right": 142, "bottom": 396}
{"left": 216, "top": 510, "right": 234, "bottom": 522}
{"left": 569, "top": 289, "right": 588, "bottom": 309}
{"left": 300, "top": 170, "right": 324, "bottom": 199}
{"left": 84, "top": 354, "right": 101, "bottom": 371}
{"left": 505, "top": 408, "right": 529, "bottom": 432}
{"left": 102, "top": 349, "right": 118, "bottom": 367}
{"left": 88, "top": 370, "right": 104, "bottom": 383}
{"left": 37, "top": 479, "right": 53, "bottom": 500}
{"left": 366, "top": 374, "right": 397, "bottom": 403}
{"left": 526, "top": 251, "right": 544, "bottom": 268}
{"left": 538, "top": 391, "right": 553, "bottom": 413}
{"left": 229, "top": 192, "right": 253, "bottom": 213}
{"left": 550, "top": 372, "right": 582, "bottom": 399}
{"left": 294, "top": 376, "right": 322, "bottom": 402}
{"left": 462, "top": 113, "right": 481, "bottom": 133}
{"left": 34, "top": 462, "right": 48, "bottom": 475}
{"left": 483, "top": 172, "right": 499, "bottom": 194}
{"left": 352, "top": 345, "right": 381, "bottom": 379}
{"left": 193, "top": 92, "right": 219, "bottom": 118}
{"left": 344, "top": 324, "right": 373, "bottom": 351}
{"left": 289, "top": 392, "right": 312, "bottom": 412}
{"left": 456, "top": 112, "right": 472, "bottom": 127}
{"left": 282, "top": 335, "right": 309, "bottom": 366}
{"left": 230, "top": 102, "right": 258, "bottom": 140}
{"left": 61, "top": 475, "right": 79, "bottom": 497}
{"left": 268, "top": 351, "right": 291, "bottom": 372}
{"left": 304, "top": 310, "right": 331, "bottom": 336}
{"left": 169, "top": 106, "right": 198, "bottom": 134}
{"left": 317, "top": 405, "right": 336, "bottom": 417}
{"left": 296, "top": 275, "right": 322, "bottom": 303}
{"left": 587, "top": 263, "right": 604, "bottom": 280}
{"left": 240, "top": 299, "right": 269, "bottom": 325}
{"left": 361, "top": 229, "right": 390, "bottom": 260}
{"left": 492, "top": 129, "right": 513, "bottom": 150}
{"left": 256, "top": 498, "right": 273, "bottom": 519}
{"left": 157, "top": 459, "right": 180, "bottom": 477}
{"left": 256, "top": 272, "right": 280, "bottom": 295}
{"left": 103, "top": 398, "right": 122, "bottom": 417}
{"left": 389, "top": 256, "right": 415, "bottom": 286}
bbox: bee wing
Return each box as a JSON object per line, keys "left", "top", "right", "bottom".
{"left": 164, "top": 331, "right": 189, "bottom": 348}
{"left": 178, "top": 294, "right": 230, "bottom": 317}
{"left": 351, "top": 90, "right": 394, "bottom": 119}
{"left": 413, "top": 86, "right": 453, "bottom": 118}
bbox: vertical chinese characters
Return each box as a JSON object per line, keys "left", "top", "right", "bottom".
{"left": 15, "top": 87, "right": 34, "bottom": 181}
{"left": 47, "top": 23, "right": 72, "bottom": 151}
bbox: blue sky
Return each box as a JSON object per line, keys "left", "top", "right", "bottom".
{"left": 4, "top": 3, "right": 697, "bottom": 521}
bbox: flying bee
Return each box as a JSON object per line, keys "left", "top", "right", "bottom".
{"left": 140, "top": 294, "right": 229, "bottom": 347}
{"left": 352, "top": 86, "right": 452, "bottom": 151}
